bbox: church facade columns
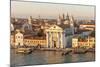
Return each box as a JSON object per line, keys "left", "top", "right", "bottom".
{"left": 60, "top": 32, "right": 63, "bottom": 48}
{"left": 57, "top": 32, "right": 60, "bottom": 48}
{"left": 46, "top": 31, "right": 65, "bottom": 48}
{"left": 49, "top": 32, "right": 53, "bottom": 48}
{"left": 56, "top": 32, "right": 60, "bottom": 48}
{"left": 45, "top": 25, "right": 65, "bottom": 49}
{"left": 46, "top": 32, "right": 49, "bottom": 48}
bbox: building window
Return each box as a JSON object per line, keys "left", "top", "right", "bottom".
{"left": 18, "top": 36, "right": 20, "bottom": 38}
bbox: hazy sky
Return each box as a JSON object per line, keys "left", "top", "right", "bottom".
{"left": 11, "top": 1, "right": 95, "bottom": 20}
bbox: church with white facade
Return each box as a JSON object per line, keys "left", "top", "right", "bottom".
{"left": 45, "top": 25, "right": 66, "bottom": 48}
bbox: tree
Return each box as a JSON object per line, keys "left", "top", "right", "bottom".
{"left": 37, "top": 29, "right": 44, "bottom": 37}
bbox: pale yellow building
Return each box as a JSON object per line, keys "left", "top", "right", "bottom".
{"left": 72, "top": 36, "right": 95, "bottom": 48}
{"left": 15, "top": 29, "right": 24, "bottom": 46}
{"left": 72, "top": 37, "right": 78, "bottom": 48}
{"left": 24, "top": 39, "right": 46, "bottom": 47}
{"left": 10, "top": 36, "right": 46, "bottom": 47}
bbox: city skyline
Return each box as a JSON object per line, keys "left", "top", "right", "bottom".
{"left": 11, "top": 1, "right": 95, "bottom": 20}
{"left": 11, "top": 1, "right": 95, "bottom": 67}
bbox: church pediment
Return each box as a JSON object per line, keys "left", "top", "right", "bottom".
{"left": 46, "top": 25, "right": 63, "bottom": 32}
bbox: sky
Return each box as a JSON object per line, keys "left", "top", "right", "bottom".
{"left": 11, "top": 1, "right": 95, "bottom": 20}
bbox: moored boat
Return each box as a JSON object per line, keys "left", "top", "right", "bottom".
{"left": 72, "top": 48, "right": 87, "bottom": 54}
{"left": 15, "top": 47, "right": 32, "bottom": 54}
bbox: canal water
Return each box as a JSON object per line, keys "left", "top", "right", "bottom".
{"left": 11, "top": 49, "right": 95, "bottom": 67}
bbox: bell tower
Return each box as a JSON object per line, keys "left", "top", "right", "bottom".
{"left": 28, "top": 16, "right": 32, "bottom": 25}
{"left": 57, "top": 14, "right": 61, "bottom": 25}
{"left": 70, "top": 16, "right": 74, "bottom": 35}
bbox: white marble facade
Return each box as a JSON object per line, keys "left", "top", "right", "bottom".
{"left": 45, "top": 25, "right": 66, "bottom": 48}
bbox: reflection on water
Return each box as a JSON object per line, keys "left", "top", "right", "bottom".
{"left": 11, "top": 49, "right": 95, "bottom": 67}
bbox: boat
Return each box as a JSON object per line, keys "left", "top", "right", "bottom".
{"left": 73, "top": 48, "right": 87, "bottom": 54}
{"left": 61, "top": 50, "right": 72, "bottom": 56}
{"left": 15, "top": 48, "right": 32, "bottom": 54}
{"left": 86, "top": 48, "right": 95, "bottom": 53}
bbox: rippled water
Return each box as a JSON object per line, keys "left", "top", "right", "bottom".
{"left": 11, "top": 49, "right": 95, "bottom": 67}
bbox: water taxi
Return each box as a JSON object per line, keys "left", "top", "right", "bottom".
{"left": 15, "top": 47, "right": 32, "bottom": 54}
